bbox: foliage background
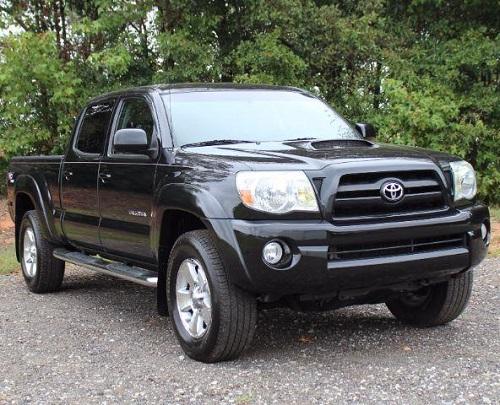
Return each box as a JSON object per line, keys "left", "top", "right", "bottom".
{"left": 0, "top": 0, "right": 498, "bottom": 202}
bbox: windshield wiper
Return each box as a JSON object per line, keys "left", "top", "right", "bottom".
{"left": 181, "top": 139, "right": 255, "bottom": 148}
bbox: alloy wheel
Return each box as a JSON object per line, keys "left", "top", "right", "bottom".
{"left": 175, "top": 258, "right": 212, "bottom": 338}
{"left": 23, "top": 226, "right": 37, "bottom": 278}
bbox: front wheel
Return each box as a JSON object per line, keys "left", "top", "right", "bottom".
{"left": 167, "top": 230, "right": 257, "bottom": 362}
{"left": 386, "top": 271, "right": 473, "bottom": 327}
{"left": 19, "top": 210, "right": 65, "bottom": 293}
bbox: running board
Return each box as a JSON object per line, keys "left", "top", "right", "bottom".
{"left": 53, "top": 248, "right": 158, "bottom": 287}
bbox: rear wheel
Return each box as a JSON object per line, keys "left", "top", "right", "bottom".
{"left": 167, "top": 230, "right": 257, "bottom": 362}
{"left": 386, "top": 271, "right": 473, "bottom": 327}
{"left": 19, "top": 210, "right": 65, "bottom": 293}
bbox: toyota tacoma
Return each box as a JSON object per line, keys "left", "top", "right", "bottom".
{"left": 7, "top": 84, "right": 490, "bottom": 362}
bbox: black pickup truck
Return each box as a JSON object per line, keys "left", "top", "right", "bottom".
{"left": 7, "top": 84, "right": 490, "bottom": 362}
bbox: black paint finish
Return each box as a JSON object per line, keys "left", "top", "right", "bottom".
{"left": 98, "top": 159, "right": 157, "bottom": 262}
{"left": 7, "top": 84, "right": 490, "bottom": 299}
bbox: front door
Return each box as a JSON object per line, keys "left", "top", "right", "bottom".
{"left": 61, "top": 99, "right": 115, "bottom": 249}
{"left": 98, "top": 96, "right": 158, "bottom": 262}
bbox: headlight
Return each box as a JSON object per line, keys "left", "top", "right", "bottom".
{"left": 450, "top": 160, "right": 477, "bottom": 201}
{"left": 236, "top": 171, "right": 319, "bottom": 214}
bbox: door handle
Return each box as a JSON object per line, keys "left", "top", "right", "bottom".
{"left": 63, "top": 170, "right": 73, "bottom": 181}
{"left": 99, "top": 172, "right": 112, "bottom": 183}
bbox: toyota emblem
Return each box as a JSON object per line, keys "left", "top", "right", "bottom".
{"left": 381, "top": 181, "right": 404, "bottom": 202}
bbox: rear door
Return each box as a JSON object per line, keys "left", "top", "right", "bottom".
{"left": 98, "top": 96, "right": 159, "bottom": 263}
{"left": 61, "top": 99, "right": 115, "bottom": 249}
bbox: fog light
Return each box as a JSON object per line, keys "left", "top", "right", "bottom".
{"left": 262, "top": 241, "right": 284, "bottom": 265}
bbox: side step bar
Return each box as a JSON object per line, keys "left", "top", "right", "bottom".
{"left": 53, "top": 248, "right": 158, "bottom": 287}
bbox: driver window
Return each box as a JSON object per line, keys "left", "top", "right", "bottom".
{"left": 112, "top": 98, "right": 156, "bottom": 154}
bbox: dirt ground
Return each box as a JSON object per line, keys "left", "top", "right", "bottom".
{"left": 0, "top": 199, "right": 14, "bottom": 247}
{"left": 490, "top": 219, "right": 500, "bottom": 255}
{"left": 0, "top": 251, "right": 498, "bottom": 404}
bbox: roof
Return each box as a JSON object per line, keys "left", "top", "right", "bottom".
{"left": 87, "top": 83, "right": 307, "bottom": 104}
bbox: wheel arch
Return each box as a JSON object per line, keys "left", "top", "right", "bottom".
{"left": 152, "top": 183, "right": 246, "bottom": 315}
{"left": 152, "top": 183, "right": 229, "bottom": 257}
{"left": 13, "top": 175, "right": 58, "bottom": 260}
{"left": 154, "top": 206, "right": 211, "bottom": 316}
{"left": 157, "top": 208, "right": 208, "bottom": 263}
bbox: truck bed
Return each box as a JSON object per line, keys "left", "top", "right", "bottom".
{"left": 8, "top": 155, "right": 64, "bottom": 224}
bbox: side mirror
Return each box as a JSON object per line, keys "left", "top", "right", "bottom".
{"left": 355, "top": 123, "right": 376, "bottom": 139}
{"left": 113, "top": 128, "right": 149, "bottom": 154}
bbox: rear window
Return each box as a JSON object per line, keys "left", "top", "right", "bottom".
{"left": 75, "top": 100, "right": 115, "bottom": 154}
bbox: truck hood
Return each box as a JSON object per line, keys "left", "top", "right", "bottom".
{"left": 179, "top": 139, "right": 457, "bottom": 171}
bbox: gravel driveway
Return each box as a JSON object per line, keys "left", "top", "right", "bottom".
{"left": 0, "top": 259, "right": 498, "bottom": 404}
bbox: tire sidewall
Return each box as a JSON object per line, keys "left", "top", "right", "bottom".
{"left": 402, "top": 285, "right": 444, "bottom": 324}
{"left": 167, "top": 234, "right": 223, "bottom": 359}
{"left": 386, "top": 272, "right": 473, "bottom": 327}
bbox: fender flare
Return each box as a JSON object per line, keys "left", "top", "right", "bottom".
{"left": 152, "top": 184, "right": 256, "bottom": 294}
{"left": 151, "top": 183, "right": 229, "bottom": 252}
{"left": 14, "top": 175, "right": 59, "bottom": 258}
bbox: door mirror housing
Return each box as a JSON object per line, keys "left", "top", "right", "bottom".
{"left": 113, "top": 128, "right": 149, "bottom": 154}
{"left": 355, "top": 123, "right": 376, "bottom": 139}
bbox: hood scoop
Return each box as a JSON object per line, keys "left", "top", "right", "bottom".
{"left": 310, "top": 139, "right": 374, "bottom": 150}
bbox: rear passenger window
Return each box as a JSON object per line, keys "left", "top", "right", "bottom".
{"left": 76, "top": 100, "right": 115, "bottom": 154}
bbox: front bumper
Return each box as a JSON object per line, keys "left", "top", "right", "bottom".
{"left": 211, "top": 203, "right": 490, "bottom": 296}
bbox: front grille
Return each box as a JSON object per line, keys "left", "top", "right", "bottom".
{"left": 329, "top": 234, "right": 466, "bottom": 261}
{"left": 333, "top": 170, "right": 447, "bottom": 221}
{"left": 443, "top": 168, "right": 453, "bottom": 189}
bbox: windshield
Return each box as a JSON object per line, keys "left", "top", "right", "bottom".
{"left": 163, "top": 90, "right": 360, "bottom": 146}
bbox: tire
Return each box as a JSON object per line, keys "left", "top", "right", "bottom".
{"left": 386, "top": 271, "right": 473, "bottom": 327}
{"left": 19, "top": 210, "right": 65, "bottom": 293}
{"left": 166, "top": 230, "right": 257, "bottom": 362}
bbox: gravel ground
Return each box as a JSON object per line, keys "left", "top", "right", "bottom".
{"left": 0, "top": 259, "right": 498, "bottom": 404}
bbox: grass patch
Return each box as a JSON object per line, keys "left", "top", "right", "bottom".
{"left": 0, "top": 244, "right": 18, "bottom": 275}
